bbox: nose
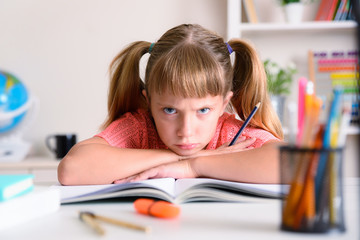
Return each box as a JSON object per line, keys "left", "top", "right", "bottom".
{"left": 177, "top": 114, "right": 194, "bottom": 138}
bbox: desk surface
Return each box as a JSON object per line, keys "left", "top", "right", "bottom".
{"left": 1, "top": 180, "right": 359, "bottom": 240}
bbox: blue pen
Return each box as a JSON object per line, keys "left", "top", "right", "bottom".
{"left": 315, "top": 88, "right": 343, "bottom": 210}
{"left": 323, "top": 88, "right": 343, "bottom": 148}
{"left": 229, "top": 102, "right": 261, "bottom": 146}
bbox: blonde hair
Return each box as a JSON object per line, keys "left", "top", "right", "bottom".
{"left": 104, "top": 24, "right": 283, "bottom": 139}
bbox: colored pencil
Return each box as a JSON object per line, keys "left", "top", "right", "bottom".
{"left": 79, "top": 211, "right": 151, "bottom": 234}
{"left": 79, "top": 211, "right": 105, "bottom": 235}
{"left": 229, "top": 102, "right": 260, "bottom": 146}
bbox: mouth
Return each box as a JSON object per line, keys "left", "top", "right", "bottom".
{"left": 175, "top": 143, "right": 199, "bottom": 150}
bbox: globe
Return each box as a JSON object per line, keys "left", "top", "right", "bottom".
{"left": 0, "top": 71, "right": 29, "bottom": 133}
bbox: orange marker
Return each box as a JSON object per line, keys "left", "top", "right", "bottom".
{"left": 134, "top": 198, "right": 180, "bottom": 219}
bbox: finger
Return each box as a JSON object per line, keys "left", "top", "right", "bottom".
{"left": 113, "top": 178, "right": 127, "bottom": 184}
{"left": 221, "top": 136, "right": 246, "bottom": 148}
{"left": 233, "top": 137, "right": 256, "bottom": 148}
{"left": 124, "top": 174, "right": 146, "bottom": 182}
{"left": 114, "top": 173, "right": 140, "bottom": 184}
{"left": 129, "top": 168, "right": 160, "bottom": 182}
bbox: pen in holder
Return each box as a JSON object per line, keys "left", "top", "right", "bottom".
{"left": 279, "top": 146, "right": 345, "bottom": 233}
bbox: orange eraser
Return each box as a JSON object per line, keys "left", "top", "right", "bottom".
{"left": 133, "top": 198, "right": 180, "bottom": 218}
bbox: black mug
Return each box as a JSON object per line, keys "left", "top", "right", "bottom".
{"left": 46, "top": 134, "right": 77, "bottom": 159}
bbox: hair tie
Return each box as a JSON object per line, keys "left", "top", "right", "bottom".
{"left": 226, "top": 42, "right": 233, "bottom": 55}
{"left": 149, "top": 43, "right": 155, "bottom": 53}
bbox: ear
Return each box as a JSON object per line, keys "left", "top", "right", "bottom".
{"left": 142, "top": 90, "right": 149, "bottom": 104}
{"left": 221, "top": 91, "right": 233, "bottom": 114}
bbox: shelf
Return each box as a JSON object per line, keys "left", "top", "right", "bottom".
{"left": 0, "top": 157, "right": 59, "bottom": 184}
{"left": 238, "top": 20, "right": 357, "bottom": 34}
{"left": 0, "top": 157, "right": 59, "bottom": 170}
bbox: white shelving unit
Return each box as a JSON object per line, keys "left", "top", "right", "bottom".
{"left": 227, "top": 0, "right": 357, "bottom": 39}
{"left": 226, "top": 1, "right": 359, "bottom": 177}
{"left": 237, "top": 21, "right": 357, "bottom": 34}
{"left": 226, "top": 0, "right": 358, "bottom": 135}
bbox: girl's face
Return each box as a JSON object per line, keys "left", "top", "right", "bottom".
{"left": 145, "top": 90, "right": 232, "bottom": 156}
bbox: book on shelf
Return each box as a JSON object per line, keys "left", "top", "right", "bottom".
{"left": 0, "top": 174, "right": 34, "bottom": 202}
{"left": 316, "top": 0, "right": 354, "bottom": 21}
{"left": 53, "top": 177, "right": 285, "bottom": 204}
{"left": 315, "top": 0, "right": 337, "bottom": 21}
{"left": 243, "top": 0, "right": 258, "bottom": 23}
{"left": 0, "top": 187, "right": 60, "bottom": 231}
{"left": 334, "top": 0, "right": 350, "bottom": 21}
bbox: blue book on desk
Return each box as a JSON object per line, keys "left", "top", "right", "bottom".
{"left": 0, "top": 174, "right": 34, "bottom": 202}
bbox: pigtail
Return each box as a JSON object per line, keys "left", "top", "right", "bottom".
{"left": 102, "top": 41, "right": 151, "bottom": 129}
{"left": 228, "top": 39, "right": 284, "bottom": 140}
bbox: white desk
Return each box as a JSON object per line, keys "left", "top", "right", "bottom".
{"left": 1, "top": 180, "right": 359, "bottom": 240}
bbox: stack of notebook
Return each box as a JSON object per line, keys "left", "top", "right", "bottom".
{"left": 0, "top": 174, "right": 60, "bottom": 231}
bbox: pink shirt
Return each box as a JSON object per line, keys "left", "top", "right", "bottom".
{"left": 96, "top": 109, "right": 278, "bottom": 149}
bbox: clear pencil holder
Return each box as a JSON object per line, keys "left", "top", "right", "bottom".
{"left": 279, "top": 146, "right": 346, "bottom": 233}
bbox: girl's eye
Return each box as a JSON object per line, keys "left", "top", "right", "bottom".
{"left": 163, "top": 108, "right": 176, "bottom": 114}
{"left": 198, "top": 108, "right": 210, "bottom": 114}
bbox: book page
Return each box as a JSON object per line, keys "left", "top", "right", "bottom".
{"left": 52, "top": 178, "right": 176, "bottom": 202}
{"left": 174, "top": 178, "right": 284, "bottom": 199}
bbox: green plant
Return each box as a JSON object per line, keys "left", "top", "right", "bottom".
{"left": 278, "top": 0, "right": 315, "bottom": 5}
{"left": 264, "top": 59, "right": 297, "bottom": 96}
{"left": 279, "top": 0, "right": 300, "bottom": 5}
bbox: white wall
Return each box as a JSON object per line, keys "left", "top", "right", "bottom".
{"left": 0, "top": 0, "right": 227, "bottom": 157}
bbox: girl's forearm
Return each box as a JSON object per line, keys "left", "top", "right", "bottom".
{"left": 191, "top": 141, "right": 281, "bottom": 184}
{"left": 58, "top": 138, "right": 179, "bottom": 185}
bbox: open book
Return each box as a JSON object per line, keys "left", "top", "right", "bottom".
{"left": 54, "top": 178, "right": 286, "bottom": 204}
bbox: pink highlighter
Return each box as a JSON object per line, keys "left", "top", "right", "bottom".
{"left": 297, "top": 77, "right": 307, "bottom": 146}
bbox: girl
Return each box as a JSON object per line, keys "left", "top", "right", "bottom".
{"left": 58, "top": 24, "right": 283, "bottom": 185}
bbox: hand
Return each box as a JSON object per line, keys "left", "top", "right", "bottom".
{"left": 182, "top": 136, "right": 256, "bottom": 159}
{"left": 114, "top": 136, "right": 256, "bottom": 184}
{"left": 113, "top": 160, "right": 198, "bottom": 184}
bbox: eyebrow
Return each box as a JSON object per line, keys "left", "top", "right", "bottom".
{"left": 154, "top": 100, "right": 219, "bottom": 110}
